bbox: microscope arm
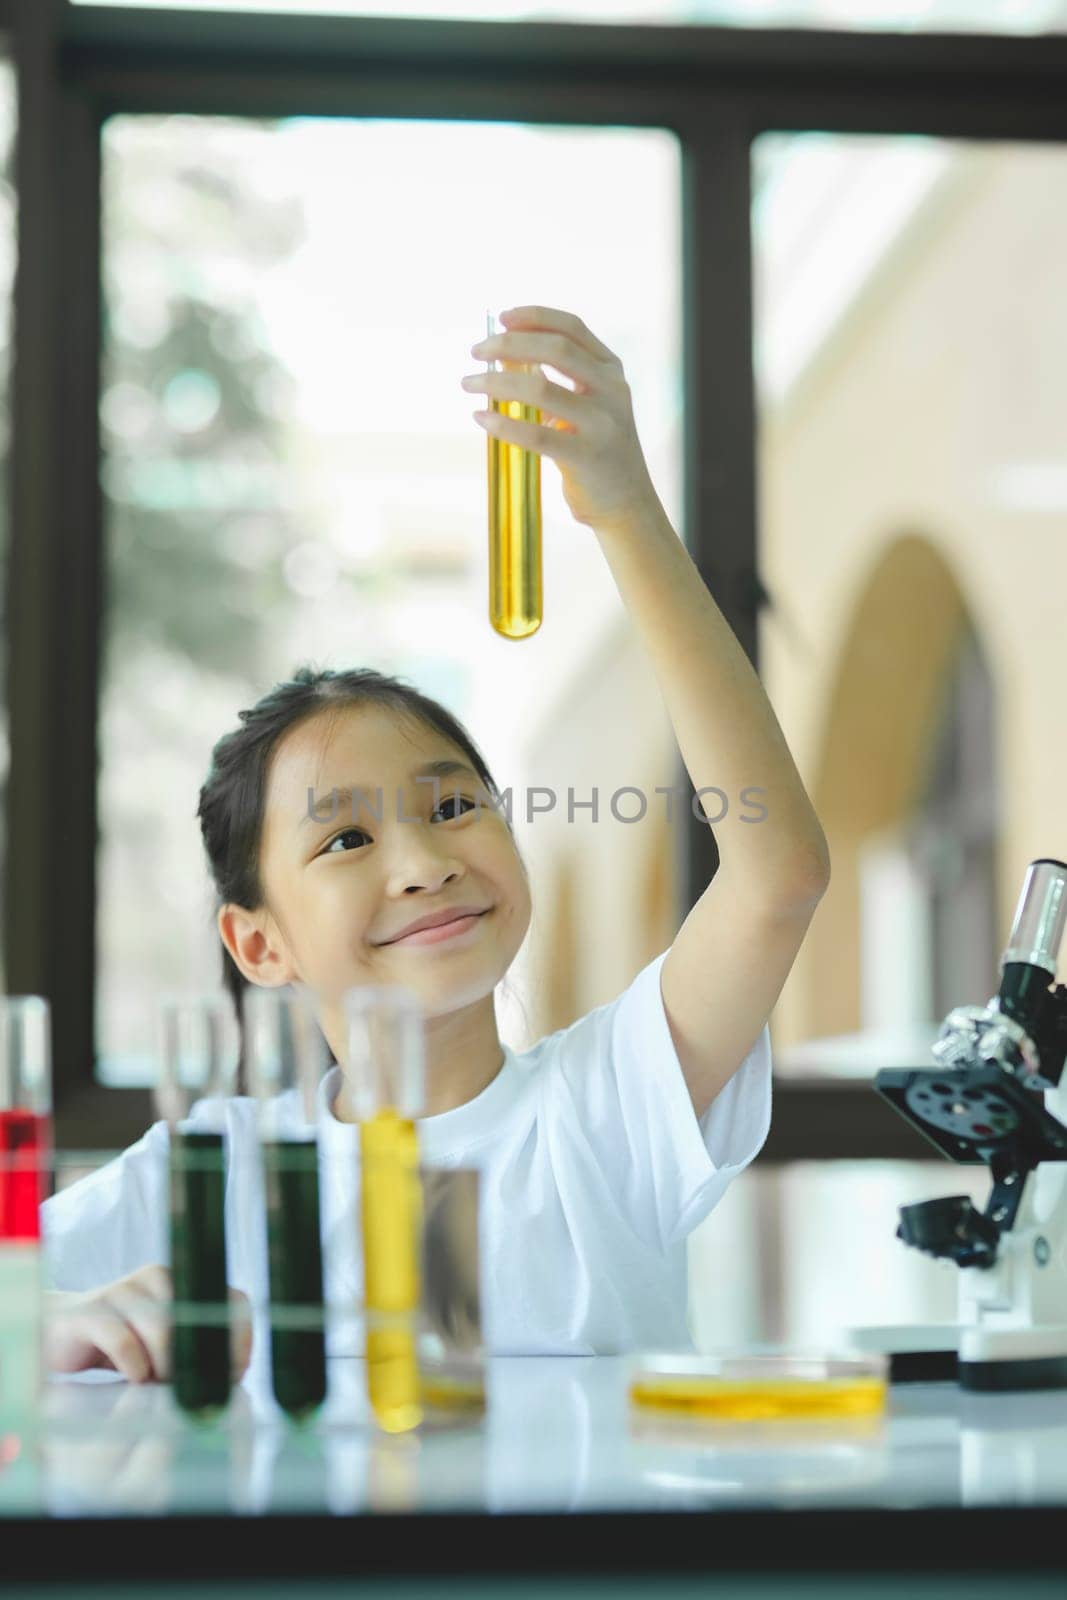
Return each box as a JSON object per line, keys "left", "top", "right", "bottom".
{"left": 851, "top": 858, "right": 1067, "bottom": 1389}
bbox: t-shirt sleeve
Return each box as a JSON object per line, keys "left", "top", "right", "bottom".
{"left": 551, "top": 947, "right": 773, "bottom": 1253}
{"left": 40, "top": 1119, "right": 172, "bottom": 1292}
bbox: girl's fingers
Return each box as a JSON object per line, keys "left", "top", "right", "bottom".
{"left": 130, "top": 1263, "right": 173, "bottom": 1303}
{"left": 108, "top": 1285, "right": 173, "bottom": 1382}
{"left": 479, "top": 330, "right": 610, "bottom": 393}
{"left": 467, "top": 367, "right": 584, "bottom": 428}
{"left": 475, "top": 409, "right": 569, "bottom": 455}
{"left": 80, "top": 1308, "right": 154, "bottom": 1384}
{"left": 500, "top": 306, "right": 622, "bottom": 368}
{"left": 42, "top": 1297, "right": 98, "bottom": 1375}
{"left": 228, "top": 1286, "right": 254, "bottom": 1379}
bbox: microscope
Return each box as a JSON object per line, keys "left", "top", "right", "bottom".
{"left": 850, "top": 858, "right": 1067, "bottom": 1391}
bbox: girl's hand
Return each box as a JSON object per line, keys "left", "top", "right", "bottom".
{"left": 462, "top": 305, "right": 662, "bottom": 536}
{"left": 43, "top": 1263, "right": 253, "bottom": 1384}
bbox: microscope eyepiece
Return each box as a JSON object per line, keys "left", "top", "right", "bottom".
{"left": 1003, "top": 858, "right": 1067, "bottom": 974}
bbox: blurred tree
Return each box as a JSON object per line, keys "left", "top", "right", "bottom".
{"left": 95, "top": 118, "right": 313, "bottom": 1080}
{"left": 101, "top": 116, "right": 307, "bottom": 683}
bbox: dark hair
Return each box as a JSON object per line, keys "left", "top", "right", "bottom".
{"left": 197, "top": 664, "right": 523, "bottom": 1090}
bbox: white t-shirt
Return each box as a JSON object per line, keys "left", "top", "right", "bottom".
{"left": 41, "top": 948, "right": 772, "bottom": 1372}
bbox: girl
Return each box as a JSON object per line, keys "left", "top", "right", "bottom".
{"left": 41, "top": 304, "right": 830, "bottom": 1383}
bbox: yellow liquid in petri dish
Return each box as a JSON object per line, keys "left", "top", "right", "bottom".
{"left": 487, "top": 310, "right": 542, "bottom": 639}
{"left": 628, "top": 1353, "right": 888, "bottom": 1422}
{"left": 628, "top": 1375, "right": 887, "bottom": 1422}
{"left": 360, "top": 1110, "right": 423, "bottom": 1434}
{"left": 418, "top": 1372, "right": 487, "bottom": 1414}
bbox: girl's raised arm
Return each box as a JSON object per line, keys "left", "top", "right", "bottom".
{"left": 462, "top": 306, "right": 830, "bottom": 1121}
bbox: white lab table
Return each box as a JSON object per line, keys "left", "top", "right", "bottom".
{"left": 3, "top": 1357, "right": 1067, "bottom": 1586}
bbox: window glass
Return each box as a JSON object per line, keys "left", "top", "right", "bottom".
{"left": 754, "top": 132, "right": 1066, "bottom": 1078}
{"left": 689, "top": 1158, "right": 991, "bottom": 1346}
{"left": 98, "top": 113, "right": 680, "bottom": 1084}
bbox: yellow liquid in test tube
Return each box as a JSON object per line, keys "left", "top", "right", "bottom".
{"left": 487, "top": 309, "right": 542, "bottom": 639}
{"left": 360, "top": 1109, "right": 423, "bottom": 1433}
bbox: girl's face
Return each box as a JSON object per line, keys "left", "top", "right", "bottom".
{"left": 228, "top": 703, "right": 531, "bottom": 1032}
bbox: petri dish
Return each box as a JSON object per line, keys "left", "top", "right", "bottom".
{"left": 417, "top": 1348, "right": 486, "bottom": 1421}
{"left": 628, "top": 1350, "right": 889, "bottom": 1422}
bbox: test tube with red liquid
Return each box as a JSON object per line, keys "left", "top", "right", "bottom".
{"left": 0, "top": 996, "right": 52, "bottom": 1432}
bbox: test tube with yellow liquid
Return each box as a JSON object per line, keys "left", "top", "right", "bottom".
{"left": 345, "top": 985, "right": 426, "bottom": 1435}
{"left": 486, "top": 309, "right": 542, "bottom": 639}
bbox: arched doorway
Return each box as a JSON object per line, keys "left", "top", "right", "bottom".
{"left": 805, "top": 533, "right": 999, "bottom": 1048}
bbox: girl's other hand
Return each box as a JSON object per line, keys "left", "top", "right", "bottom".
{"left": 462, "top": 305, "right": 662, "bottom": 537}
{"left": 43, "top": 1264, "right": 253, "bottom": 1384}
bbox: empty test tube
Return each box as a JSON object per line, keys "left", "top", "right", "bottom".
{"left": 486, "top": 307, "right": 543, "bottom": 639}
{"left": 156, "top": 994, "right": 238, "bottom": 1418}
{"left": 345, "top": 984, "right": 426, "bottom": 1434}
{"left": 0, "top": 997, "right": 51, "bottom": 1435}
{"left": 245, "top": 986, "right": 328, "bottom": 1421}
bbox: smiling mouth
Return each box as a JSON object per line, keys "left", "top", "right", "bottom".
{"left": 383, "top": 909, "right": 491, "bottom": 947}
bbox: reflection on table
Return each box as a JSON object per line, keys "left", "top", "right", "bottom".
{"left": 3, "top": 1356, "right": 1067, "bottom": 1519}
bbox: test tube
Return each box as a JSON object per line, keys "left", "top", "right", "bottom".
{"left": 486, "top": 307, "right": 543, "bottom": 639}
{"left": 344, "top": 984, "right": 426, "bottom": 1434}
{"left": 0, "top": 997, "right": 51, "bottom": 1434}
{"left": 156, "top": 993, "right": 237, "bottom": 1418}
{"left": 245, "top": 986, "right": 328, "bottom": 1421}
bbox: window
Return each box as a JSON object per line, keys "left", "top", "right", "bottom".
{"left": 97, "top": 111, "right": 681, "bottom": 1083}
{"left": 752, "top": 132, "right": 1065, "bottom": 1083}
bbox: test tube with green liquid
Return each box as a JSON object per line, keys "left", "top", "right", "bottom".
{"left": 156, "top": 994, "right": 237, "bottom": 1419}
{"left": 245, "top": 986, "right": 328, "bottom": 1422}
{"left": 486, "top": 307, "right": 543, "bottom": 639}
{"left": 344, "top": 984, "right": 426, "bottom": 1435}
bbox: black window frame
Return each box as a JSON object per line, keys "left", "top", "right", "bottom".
{"left": 6, "top": 0, "right": 1067, "bottom": 1155}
